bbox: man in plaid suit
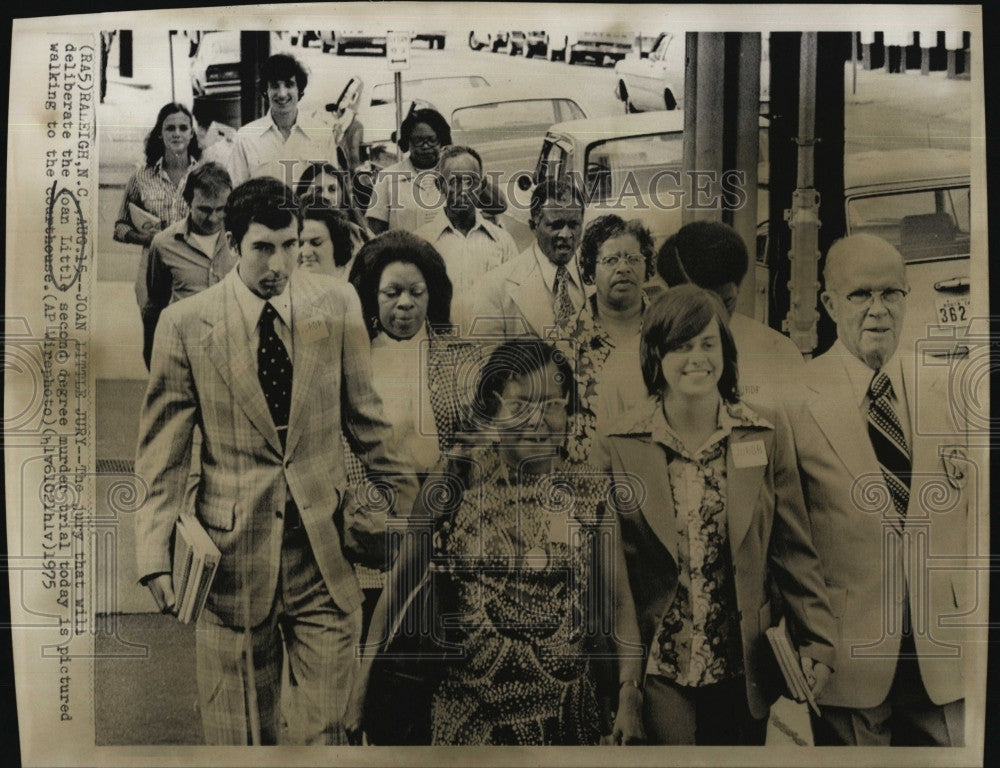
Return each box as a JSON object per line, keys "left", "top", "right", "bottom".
{"left": 135, "top": 177, "right": 417, "bottom": 745}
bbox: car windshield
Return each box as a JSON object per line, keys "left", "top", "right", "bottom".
{"left": 583, "top": 132, "right": 684, "bottom": 203}
{"left": 451, "top": 99, "right": 585, "bottom": 146}
{"left": 846, "top": 186, "right": 970, "bottom": 262}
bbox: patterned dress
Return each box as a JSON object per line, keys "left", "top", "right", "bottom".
{"left": 429, "top": 451, "right": 607, "bottom": 745}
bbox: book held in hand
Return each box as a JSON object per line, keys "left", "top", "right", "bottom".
{"left": 171, "top": 515, "right": 220, "bottom": 624}
{"left": 764, "top": 615, "right": 822, "bottom": 716}
{"left": 128, "top": 202, "right": 161, "bottom": 233}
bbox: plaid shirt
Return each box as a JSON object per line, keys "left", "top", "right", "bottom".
{"left": 114, "top": 157, "right": 196, "bottom": 243}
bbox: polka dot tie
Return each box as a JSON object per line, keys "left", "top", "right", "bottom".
{"left": 868, "top": 371, "right": 910, "bottom": 531}
{"left": 258, "top": 302, "right": 293, "bottom": 449}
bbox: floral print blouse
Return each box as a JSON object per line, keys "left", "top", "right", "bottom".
{"left": 645, "top": 399, "right": 768, "bottom": 686}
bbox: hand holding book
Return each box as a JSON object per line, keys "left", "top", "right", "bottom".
{"left": 765, "top": 616, "right": 831, "bottom": 716}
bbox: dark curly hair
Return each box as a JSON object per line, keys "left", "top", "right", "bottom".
{"left": 144, "top": 102, "right": 201, "bottom": 168}
{"left": 579, "top": 215, "right": 655, "bottom": 285}
{"left": 348, "top": 230, "right": 453, "bottom": 339}
{"left": 397, "top": 107, "right": 452, "bottom": 152}
{"left": 299, "top": 192, "right": 357, "bottom": 268}
{"left": 640, "top": 285, "right": 739, "bottom": 402}
{"left": 656, "top": 220, "right": 749, "bottom": 289}
{"left": 259, "top": 53, "right": 308, "bottom": 97}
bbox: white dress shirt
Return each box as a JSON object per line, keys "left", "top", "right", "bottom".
{"left": 229, "top": 110, "right": 339, "bottom": 187}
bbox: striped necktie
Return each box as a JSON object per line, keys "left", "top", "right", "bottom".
{"left": 868, "top": 371, "right": 910, "bottom": 530}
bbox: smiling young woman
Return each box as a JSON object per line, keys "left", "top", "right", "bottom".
{"left": 598, "top": 285, "right": 838, "bottom": 745}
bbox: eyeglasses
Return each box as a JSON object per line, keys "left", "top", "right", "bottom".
{"left": 495, "top": 394, "right": 569, "bottom": 423}
{"left": 378, "top": 284, "right": 428, "bottom": 300}
{"left": 842, "top": 288, "right": 909, "bottom": 307}
{"left": 597, "top": 253, "right": 644, "bottom": 268}
{"left": 410, "top": 136, "right": 440, "bottom": 148}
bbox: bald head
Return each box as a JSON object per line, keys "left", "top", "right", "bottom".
{"left": 821, "top": 234, "right": 909, "bottom": 370}
{"left": 824, "top": 234, "right": 906, "bottom": 292}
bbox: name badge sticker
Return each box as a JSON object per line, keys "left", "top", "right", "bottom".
{"left": 299, "top": 317, "right": 328, "bottom": 344}
{"left": 732, "top": 439, "right": 768, "bottom": 468}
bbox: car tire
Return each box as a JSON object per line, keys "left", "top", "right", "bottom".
{"left": 664, "top": 90, "right": 677, "bottom": 110}
{"left": 523, "top": 42, "right": 532, "bottom": 58}
{"left": 508, "top": 42, "right": 518, "bottom": 56}
{"left": 322, "top": 42, "right": 332, "bottom": 53}
{"left": 437, "top": 36, "right": 446, "bottom": 50}
{"left": 567, "top": 48, "right": 577, "bottom": 64}
{"left": 547, "top": 38, "right": 565, "bottom": 61}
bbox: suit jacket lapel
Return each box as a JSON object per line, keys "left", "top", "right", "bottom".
{"left": 508, "top": 250, "right": 555, "bottom": 337}
{"left": 726, "top": 426, "right": 768, "bottom": 551}
{"left": 205, "top": 273, "right": 283, "bottom": 454}
{"left": 285, "top": 273, "right": 323, "bottom": 458}
{"left": 614, "top": 437, "right": 678, "bottom": 564}
{"left": 805, "top": 356, "right": 872, "bottom": 482}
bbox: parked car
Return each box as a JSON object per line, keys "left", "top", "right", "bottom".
{"left": 546, "top": 30, "right": 634, "bottom": 65}
{"left": 412, "top": 31, "right": 446, "bottom": 49}
{"left": 514, "top": 111, "right": 686, "bottom": 251}
{"left": 321, "top": 30, "right": 387, "bottom": 55}
{"left": 368, "top": 75, "right": 490, "bottom": 107}
{"left": 189, "top": 31, "right": 240, "bottom": 98}
{"left": 468, "top": 30, "right": 508, "bottom": 52}
{"left": 613, "top": 32, "right": 684, "bottom": 112}
{"left": 507, "top": 30, "right": 549, "bottom": 57}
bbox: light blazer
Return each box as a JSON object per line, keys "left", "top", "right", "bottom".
{"left": 787, "top": 350, "right": 971, "bottom": 708}
{"left": 135, "top": 269, "right": 418, "bottom": 628}
{"left": 602, "top": 398, "right": 837, "bottom": 720}
{"left": 469, "top": 244, "right": 584, "bottom": 340}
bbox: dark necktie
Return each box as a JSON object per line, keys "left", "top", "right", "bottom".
{"left": 868, "top": 371, "right": 910, "bottom": 531}
{"left": 258, "top": 302, "right": 293, "bottom": 448}
{"left": 553, "top": 264, "right": 575, "bottom": 328}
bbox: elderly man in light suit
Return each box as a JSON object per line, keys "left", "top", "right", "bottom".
{"left": 470, "top": 179, "right": 587, "bottom": 340}
{"left": 135, "top": 177, "right": 417, "bottom": 745}
{"left": 788, "top": 234, "right": 970, "bottom": 746}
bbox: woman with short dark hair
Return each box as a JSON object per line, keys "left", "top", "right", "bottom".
{"left": 351, "top": 339, "right": 646, "bottom": 746}
{"left": 365, "top": 108, "right": 451, "bottom": 234}
{"left": 297, "top": 193, "right": 359, "bottom": 280}
{"left": 600, "top": 285, "right": 837, "bottom": 745}
{"left": 568, "top": 215, "right": 656, "bottom": 465}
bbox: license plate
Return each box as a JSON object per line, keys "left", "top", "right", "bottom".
{"left": 935, "top": 296, "right": 969, "bottom": 326}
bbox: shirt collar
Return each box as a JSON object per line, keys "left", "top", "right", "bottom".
{"left": 153, "top": 155, "right": 197, "bottom": 179}
{"left": 532, "top": 241, "right": 582, "bottom": 294}
{"left": 260, "top": 109, "right": 319, "bottom": 138}
{"left": 231, "top": 267, "right": 293, "bottom": 339}
{"left": 832, "top": 339, "right": 904, "bottom": 407}
{"left": 432, "top": 210, "right": 497, "bottom": 241}
{"left": 648, "top": 398, "right": 771, "bottom": 457}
